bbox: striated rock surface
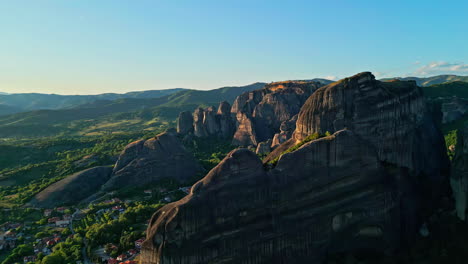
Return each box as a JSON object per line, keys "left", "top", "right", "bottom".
{"left": 141, "top": 72, "right": 450, "bottom": 264}
{"left": 217, "top": 101, "right": 235, "bottom": 138}
{"left": 29, "top": 166, "right": 112, "bottom": 208}
{"left": 451, "top": 125, "right": 468, "bottom": 220}
{"left": 292, "top": 72, "right": 450, "bottom": 187}
{"left": 102, "top": 129, "right": 203, "bottom": 191}
{"left": 177, "top": 111, "right": 194, "bottom": 135}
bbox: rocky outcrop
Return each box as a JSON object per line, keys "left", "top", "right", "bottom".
{"left": 177, "top": 111, "right": 194, "bottom": 135}
{"left": 217, "top": 101, "right": 235, "bottom": 138}
{"left": 181, "top": 102, "right": 235, "bottom": 139}
{"left": 231, "top": 81, "right": 321, "bottom": 146}
{"left": 141, "top": 72, "right": 450, "bottom": 264}
{"left": 451, "top": 125, "right": 468, "bottom": 220}
{"left": 271, "top": 115, "right": 298, "bottom": 148}
{"left": 292, "top": 72, "right": 449, "bottom": 186}
{"left": 178, "top": 82, "right": 321, "bottom": 146}
{"left": 29, "top": 166, "right": 112, "bottom": 208}
{"left": 102, "top": 129, "right": 203, "bottom": 191}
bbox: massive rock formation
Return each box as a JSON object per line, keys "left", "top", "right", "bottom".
{"left": 451, "top": 125, "right": 468, "bottom": 220}
{"left": 177, "top": 111, "right": 194, "bottom": 135}
{"left": 179, "top": 102, "right": 235, "bottom": 139}
{"left": 177, "top": 81, "right": 322, "bottom": 147}
{"left": 29, "top": 166, "right": 113, "bottom": 208}
{"left": 101, "top": 129, "right": 203, "bottom": 191}
{"left": 141, "top": 72, "right": 450, "bottom": 264}
{"left": 231, "top": 81, "right": 321, "bottom": 146}
{"left": 292, "top": 73, "right": 449, "bottom": 187}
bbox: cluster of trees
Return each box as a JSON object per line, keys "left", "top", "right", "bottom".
{"left": 0, "top": 131, "right": 163, "bottom": 207}
{"left": 73, "top": 203, "right": 161, "bottom": 258}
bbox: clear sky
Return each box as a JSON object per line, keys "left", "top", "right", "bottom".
{"left": 0, "top": 0, "right": 467, "bottom": 95}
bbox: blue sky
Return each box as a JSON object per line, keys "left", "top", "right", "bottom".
{"left": 0, "top": 0, "right": 466, "bottom": 94}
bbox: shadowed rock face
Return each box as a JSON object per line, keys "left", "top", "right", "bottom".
{"left": 29, "top": 166, "right": 112, "bottom": 208}
{"left": 142, "top": 131, "right": 413, "bottom": 264}
{"left": 182, "top": 102, "right": 235, "bottom": 139}
{"left": 102, "top": 129, "right": 203, "bottom": 191}
{"left": 177, "top": 111, "right": 194, "bottom": 135}
{"left": 451, "top": 125, "right": 468, "bottom": 220}
{"left": 232, "top": 81, "right": 322, "bottom": 146}
{"left": 141, "top": 72, "right": 450, "bottom": 264}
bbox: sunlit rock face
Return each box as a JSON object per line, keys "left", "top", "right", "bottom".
{"left": 293, "top": 72, "right": 449, "bottom": 183}
{"left": 141, "top": 73, "right": 450, "bottom": 264}
{"left": 451, "top": 125, "right": 468, "bottom": 220}
{"left": 231, "top": 81, "right": 321, "bottom": 146}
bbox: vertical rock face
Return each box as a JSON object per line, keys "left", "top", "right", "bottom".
{"left": 141, "top": 72, "right": 450, "bottom": 264}
{"left": 231, "top": 81, "right": 321, "bottom": 146}
{"left": 177, "top": 111, "right": 194, "bottom": 135}
{"left": 271, "top": 115, "right": 298, "bottom": 148}
{"left": 293, "top": 72, "right": 449, "bottom": 186}
{"left": 217, "top": 101, "right": 235, "bottom": 138}
{"left": 193, "top": 108, "right": 208, "bottom": 138}
{"left": 182, "top": 102, "right": 235, "bottom": 139}
{"left": 451, "top": 125, "right": 468, "bottom": 220}
{"left": 101, "top": 129, "right": 203, "bottom": 191}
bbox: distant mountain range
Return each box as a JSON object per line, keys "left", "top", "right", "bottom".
{"left": 0, "top": 83, "right": 267, "bottom": 138}
{"left": 382, "top": 74, "right": 468, "bottom": 86}
{"left": 0, "top": 88, "right": 186, "bottom": 116}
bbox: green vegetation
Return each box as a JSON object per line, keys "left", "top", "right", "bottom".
{"left": 0, "top": 83, "right": 264, "bottom": 138}
{"left": 423, "top": 81, "right": 468, "bottom": 99}
{"left": 268, "top": 132, "right": 330, "bottom": 166}
{"left": 184, "top": 136, "right": 235, "bottom": 172}
{"left": 0, "top": 130, "right": 164, "bottom": 207}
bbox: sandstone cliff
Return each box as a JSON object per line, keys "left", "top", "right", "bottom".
{"left": 141, "top": 72, "right": 450, "bottom": 264}
{"left": 101, "top": 129, "right": 203, "bottom": 191}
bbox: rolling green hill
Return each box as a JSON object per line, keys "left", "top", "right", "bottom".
{"left": 422, "top": 81, "right": 468, "bottom": 99}
{"left": 0, "top": 88, "right": 185, "bottom": 116}
{"left": 0, "top": 83, "right": 266, "bottom": 138}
